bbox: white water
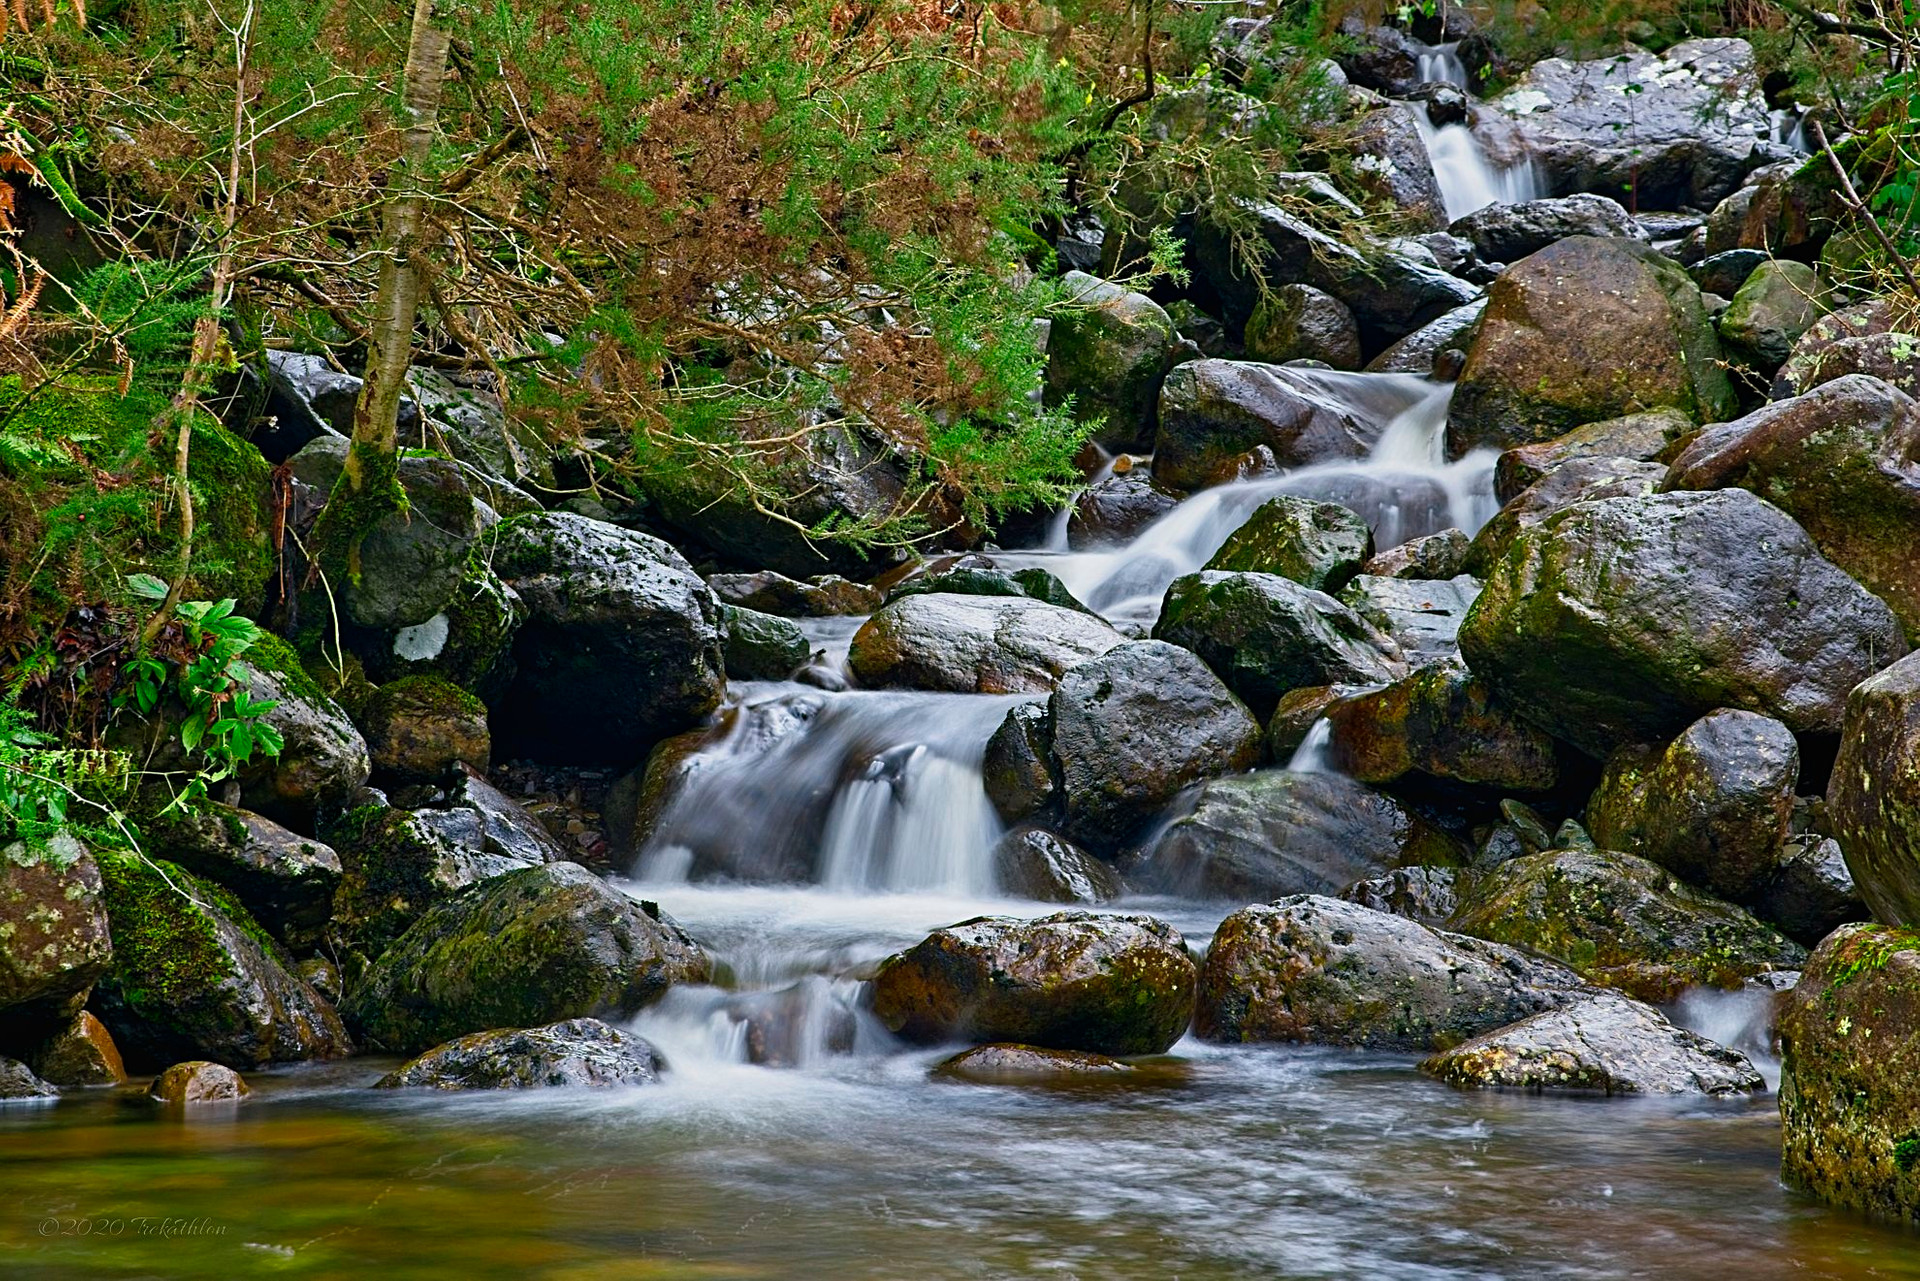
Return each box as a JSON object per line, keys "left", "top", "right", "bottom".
{"left": 1408, "top": 40, "right": 1545, "bottom": 222}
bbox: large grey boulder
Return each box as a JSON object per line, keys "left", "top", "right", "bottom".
{"left": 1045, "top": 271, "right": 1185, "bottom": 453}
{"left": 849, "top": 593, "right": 1121, "bottom": 694}
{"left": 1347, "top": 104, "right": 1447, "bottom": 231}
{"left": 1449, "top": 194, "right": 1645, "bottom": 264}
{"left": 1462, "top": 455, "right": 1667, "bottom": 578}
{"left": 1828, "top": 651, "right": 1920, "bottom": 926}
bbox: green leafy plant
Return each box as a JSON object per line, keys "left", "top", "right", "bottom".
{"left": 0, "top": 698, "right": 130, "bottom": 844}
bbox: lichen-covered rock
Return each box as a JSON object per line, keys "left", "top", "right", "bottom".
{"left": 1359, "top": 528, "right": 1470, "bottom": 580}
{"left": 1448, "top": 237, "right": 1736, "bottom": 455}
{"left": 991, "top": 829, "right": 1121, "bottom": 904}
{"left": 936, "top": 1042, "right": 1139, "bottom": 1083}
{"left": 371, "top": 555, "right": 524, "bottom": 701}
{"left": 1458, "top": 491, "right": 1908, "bottom": 757}
{"left": 0, "top": 832, "right": 112, "bottom": 1031}
{"left": 1204, "top": 495, "right": 1373, "bottom": 593}
{"left": 1049, "top": 641, "right": 1263, "bottom": 850}
{"left": 1719, "top": 259, "right": 1829, "bottom": 373}
{"left": 375, "top": 1018, "right": 666, "bottom": 1090}
{"left": 849, "top": 594, "right": 1121, "bottom": 694}
{"left": 1448, "top": 848, "right": 1806, "bottom": 1002}
{"left": 1341, "top": 865, "right": 1460, "bottom": 928}
{"left": 360, "top": 675, "right": 490, "bottom": 783}
{"left": 1829, "top": 651, "right": 1920, "bottom": 926}
{"left": 1326, "top": 660, "right": 1560, "bottom": 792}
{"left": 1153, "top": 360, "right": 1376, "bottom": 491}
{"left": 1666, "top": 374, "right": 1920, "bottom": 638}
{"left": 721, "top": 604, "right": 809, "bottom": 681}
{"left": 1066, "top": 474, "right": 1179, "bottom": 549}
{"left": 1449, "top": 193, "right": 1645, "bottom": 264}
{"left": 1338, "top": 573, "right": 1480, "bottom": 666}
{"left": 1465, "top": 456, "right": 1668, "bottom": 578}
{"left": 492, "top": 512, "right": 725, "bottom": 761}
{"left": 1194, "top": 895, "right": 1583, "bottom": 1049}
{"left": 1422, "top": 989, "right": 1764, "bottom": 1096}
{"left": 141, "top": 804, "right": 341, "bottom": 952}
{"left": 1154, "top": 571, "right": 1402, "bottom": 720}
{"left": 149, "top": 1060, "right": 248, "bottom": 1104}
{"left": 1773, "top": 299, "right": 1920, "bottom": 400}
{"left": 868, "top": 911, "right": 1197, "bottom": 1056}
{"left": 1585, "top": 709, "right": 1798, "bottom": 903}
{"left": 1779, "top": 924, "right": 1920, "bottom": 1219}
{"left": 1244, "top": 284, "right": 1362, "bottom": 369}
{"left": 1757, "top": 836, "right": 1867, "bottom": 947}
{"left": 706, "top": 570, "right": 881, "bottom": 618}
{"left": 92, "top": 851, "right": 349, "bottom": 1070}
{"left": 1137, "top": 770, "right": 1458, "bottom": 902}
{"left": 1045, "top": 271, "right": 1185, "bottom": 453}
{"left": 1493, "top": 408, "right": 1691, "bottom": 505}
{"left": 343, "top": 862, "right": 710, "bottom": 1055}
{"left": 31, "top": 1010, "right": 126, "bottom": 1086}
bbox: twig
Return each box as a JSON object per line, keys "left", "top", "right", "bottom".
{"left": 1810, "top": 119, "right": 1920, "bottom": 302}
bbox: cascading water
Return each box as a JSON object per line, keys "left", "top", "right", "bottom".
{"left": 1405, "top": 40, "right": 1545, "bottom": 221}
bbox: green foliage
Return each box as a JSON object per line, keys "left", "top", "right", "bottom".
{"left": 0, "top": 699, "right": 130, "bottom": 845}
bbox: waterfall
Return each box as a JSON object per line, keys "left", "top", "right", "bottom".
{"left": 1406, "top": 39, "right": 1544, "bottom": 222}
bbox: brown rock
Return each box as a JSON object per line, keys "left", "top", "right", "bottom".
{"left": 150, "top": 1060, "right": 249, "bottom": 1104}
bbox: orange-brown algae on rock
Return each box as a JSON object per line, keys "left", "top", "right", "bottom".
{"left": 150, "top": 1061, "right": 250, "bottom": 1104}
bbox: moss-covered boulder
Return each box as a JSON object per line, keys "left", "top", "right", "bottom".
{"left": 1325, "top": 659, "right": 1560, "bottom": 793}
{"left": 1193, "top": 895, "right": 1583, "bottom": 1049}
{"left": 375, "top": 1018, "right": 666, "bottom": 1091}
{"left": 1448, "top": 237, "right": 1737, "bottom": 455}
{"left": 1458, "top": 490, "right": 1908, "bottom": 757}
{"left": 1778, "top": 923, "right": 1920, "bottom": 1220}
{"left": 1828, "top": 651, "right": 1920, "bottom": 926}
{"left": 140, "top": 803, "right": 341, "bottom": 952}
{"left": 370, "top": 554, "right": 524, "bottom": 701}
{"left": 1154, "top": 571, "right": 1402, "bottom": 721}
{"left": 343, "top": 862, "right": 710, "bottom": 1055}
{"left": 360, "top": 675, "right": 490, "bottom": 783}
{"left": 1585, "top": 709, "right": 1798, "bottom": 904}
{"left": 850, "top": 593, "right": 1121, "bottom": 695}
{"left": 1463, "top": 455, "right": 1667, "bottom": 578}
{"left": 91, "top": 850, "right": 349, "bottom": 1070}
{"left": 1044, "top": 271, "right": 1185, "bottom": 453}
{"left": 888, "top": 558, "right": 1093, "bottom": 616}
{"left": 868, "top": 911, "right": 1196, "bottom": 1056}
{"left": 720, "top": 604, "right": 809, "bottom": 681}
{"left": 1666, "top": 374, "right": 1920, "bottom": 639}
{"left": 0, "top": 832, "right": 112, "bottom": 1036}
{"left": 1204, "top": 495, "right": 1372, "bottom": 592}
{"left": 1244, "top": 284, "right": 1362, "bottom": 369}
{"left": 1448, "top": 848, "right": 1805, "bottom": 1002}
{"left": 1719, "top": 259, "right": 1830, "bottom": 374}
{"left": 1153, "top": 360, "right": 1375, "bottom": 491}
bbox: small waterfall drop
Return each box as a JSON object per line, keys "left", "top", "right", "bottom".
{"left": 1405, "top": 40, "right": 1544, "bottom": 221}
{"left": 1284, "top": 719, "right": 1336, "bottom": 773}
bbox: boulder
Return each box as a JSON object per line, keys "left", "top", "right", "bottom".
{"left": 1690, "top": 248, "right": 1769, "bottom": 298}
{"left": 1359, "top": 528, "right": 1470, "bottom": 580}
{"left": 343, "top": 862, "right": 710, "bottom": 1055}
{"left": 375, "top": 1018, "right": 666, "bottom": 1090}
{"left": 360, "top": 675, "right": 490, "bottom": 783}
{"left": 492, "top": 512, "right": 726, "bottom": 761}
{"left": 1045, "top": 271, "right": 1185, "bottom": 453}
{"left": 1340, "top": 865, "right": 1460, "bottom": 927}
{"left": 937, "top": 1043, "right": 1138, "bottom": 1083}
{"left": 1774, "top": 299, "right": 1920, "bottom": 400}
{"left": 370, "top": 556, "right": 524, "bottom": 701}
{"left": 1457, "top": 491, "right": 1908, "bottom": 757}
{"left": 1704, "top": 158, "right": 1845, "bottom": 259}
{"left": 1493, "top": 408, "right": 1691, "bottom": 504}
{"left": 889, "top": 558, "right": 1092, "bottom": 615}
{"left": 140, "top": 805, "right": 341, "bottom": 952}
{"left": 0, "top": 833, "right": 112, "bottom": 1034}
{"left": 1048, "top": 641, "right": 1262, "bottom": 849}
{"left": 149, "top": 1060, "right": 248, "bottom": 1104}
{"left": 849, "top": 594, "right": 1121, "bottom": 694}
{"left": 982, "top": 701, "right": 1059, "bottom": 824}
{"left": 1448, "top": 848, "right": 1806, "bottom": 1002}
{"left": 868, "top": 911, "right": 1197, "bottom": 1056}
{"left": 1346, "top": 104, "right": 1448, "bottom": 231}
{"left": 1154, "top": 572, "right": 1402, "bottom": 720}
{"left": 1829, "top": 651, "right": 1920, "bottom": 926}
{"left": 1462, "top": 455, "right": 1668, "bottom": 578}
{"left": 1449, "top": 194, "right": 1645, "bottom": 264}
{"left": 1757, "top": 836, "right": 1867, "bottom": 947}
{"left": 1244, "top": 284, "right": 1362, "bottom": 370}
{"left": 1193, "top": 895, "right": 1583, "bottom": 1049}
{"left": 706, "top": 570, "right": 882, "bottom": 617}
{"left": 1718, "top": 259, "right": 1829, "bottom": 373}
{"left": 31, "top": 1010, "right": 126, "bottom": 1086}
{"left": 0, "top": 1057, "right": 55, "bottom": 1099}
{"left": 1364, "top": 299, "right": 1484, "bottom": 376}
{"left": 721, "top": 604, "right": 809, "bottom": 681}
{"left": 91, "top": 850, "right": 349, "bottom": 1070}
{"left": 1338, "top": 573, "right": 1481, "bottom": 665}
{"left": 1585, "top": 710, "right": 1798, "bottom": 903}
{"left": 1422, "top": 989, "right": 1764, "bottom": 1095}
{"left": 1779, "top": 923, "right": 1920, "bottom": 1219}
{"left": 991, "top": 830, "right": 1122, "bottom": 904}
{"left": 1326, "top": 660, "right": 1560, "bottom": 792}
{"left": 1066, "top": 474, "right": 1179, "bottom": 548}
{"left": 1204, "top": 495, "right": 1372, "bottom": 592}
{"left": 1137, "top": 769, "right": 1457, "bottom": 901}
{"left": 1666, "top": 374, "right": 1920, "bottom": 638}
{"left": 1153, "top": 360, "right": 1374, "bottom": 491}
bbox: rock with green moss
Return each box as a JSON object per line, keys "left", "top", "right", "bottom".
{"left": 376, "top": 1017, "right": 666, "bottom": 1091}
{"left": 373, "top": 555, "right": 525, "bottom": 701}
{"left": 1828, "top": 651, "right": 1920, "bottom": 926}
{"left": 491, "top": 512, "right": 725, "bottom": 762}
{"left": 1718, "top": 259, "right": 1830, "bottom": 373}
{"left": 720, "top": 604, "right": 809, "bottom": 681}
{"left": 1585, "top": 709, "right": 1798, "bottom": 904}
{"left": 1448, "top": 237, "right": 1737, "bottom": 455}
{"left": 1773, "top": 299, "right": 1920, "bottom": 400}
{"left": 1492, "top": 408, "right": 1693, "bottom": 504}
{"left": 868, "top": 911, "right": 1196, "bottom": 1056}
{"left": 0, "top": 832, "right": 112, "bottom": 1035}
{"left": 1448, "top": 848, "right": 1805, "bottom": 1002}
{"left": 140, "top": 803, "right": 341, "bottom": 953}
{"left": 1204, "top": 495, "right": 1372, "bottom": 592}
{"left": 343, "top": 861, "right": 710, "bottom": 1055}
{"left": 234, "top": 633, "right": 373, "bottom": 827}
{"left": 1667, "top": 374, "right": 1920, "bottom": 639}
{"left": 850, "top": 594, "right": 1122, "bottom": 694}
{"left": 91, "top": 850, "right": 349, "bottom": 1070}
{"left": 1044, "top": 271, "right": 1185, "bottom": 453}
{"left": 1193, "top": 895, "right": 1584, "bottom": 1049}
{"left": 1458, "top": 491, "right": 1908, "bottom": 757}
{"left": 1778, "top": 923, "right": 1920, "bottom": 1220}
{"left": 1325, "top": 659, "right": 1559, "bottom": 793}
{"left": 1243, "top": 284, "right": 1362, "bottom": 369}
{"left": 1463, "top": 456, "right": 1667, "bottom": 577}
{"left": 360, "top": 675, "right": 491, "bottom": 783}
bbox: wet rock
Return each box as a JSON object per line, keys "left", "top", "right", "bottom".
{"left": 1364, "top": 299, "right": 1484, "bottom": 376}
{"left": 370, "top": 557, "right": 524, "bottom": 702}
{"left": 1154, "top": 572, "right": 1401, "bottom": 721}
{"left": 850, "top": 594, "right": 1121, "bottom": 694}
{"left": 1449, "top": 237, "right": 1736, "bottom": 455}
{"left": 1204, "top": 495, "right": 1372, "bottom": 593}
{"left": 0, "top": 832, "right": 112, "bottom": 1034}
{"left": 1829, "top": 651, "right": 1920, "bottom": 926}
{"left": 1458, "top": 491, "right": 1908, "bottom": 757}
{"left": 1666, "top": 374, "right": 1920, "bottom": 638}
{"left": 375, "top": 1018, "right": 665, "bottom": 1090}
{"left": 1338, "top": 573, "right": 1480, "bottom": 666}
{"left": 360, "top": 675, "right": 490, "bottom": 783}
{"left": 31, "top": 1010, "right": 126, "bottom": 1086}
{"left": 1263, "top": 684, "right": 1358, "bottom": 761}
{"left": 1050, "top": 641, "right": 1262, "bottom": 849}
{"left": 345, "top": 862, "right": 708, "bottom": 1055}
{"left": 1326, "top": 660, "right": 1559, "bottom": 792}
{"left": 1448, "top": 848, "right": 1806, "bottom": 1002}
{"left": 1757, "top": 837, "right": 1867, "bottom": 947}
{"left": 1586, "top": 710, "right": 1798, "bottom": 903}
{"left": 1449, "top": 194, "right": 1645, "bottom": 264}
{"left": 1422, "top": 989, "right": 1764, "bottom": 1096}
{"left": 1359, "top": 528, "right": 1470, "bottom": 580}
{"left": 149, "top": 1060, "right": 248, "bottom": 1104}
{"left": 1194, "top": 895, "right": 1582, "bottom": 1049}
{"left": 1346, "top": 104, "right": 1448, "bottom": 231}
{"left": 937, "top": 1042, "right": 1137, "bottom": 1083}
{"left": 92, "top": 850, "right": 349, "bottom": 1070}
{"left": 1493, "top": 408, "right": 1692, "bottom": 505}
{"left": 992, "top": 829, "right": 1121, "bottom": 904}
{"left": 889, "top": 559, "right": 1092, "bottom": 616}
{"left": 721, "top": 604, "right": 809, "bottom": 681}
{"left": 1778, "top": 923, "right": 1920, "bottom": 1220}
{"left": 1466, "top": 455, "right": 1669, "bottom": 579}
{"left": 1690, "top": 248, "right": 1769, "bottom": 298}
{"left": 0, "top": 1056, "right": 55, "bottom": 1099}
{"left": 1045, "top": 271, "right": 1185, "bottom": 453}
{"left": 869, "top": 911, "right": 1197, "bottom": 1056}
{"left": 1719, "top": 260, "right": 1829, "bottom": 373}
{"left": 140, "top": 804, "right": 341, "bottom": 952}
{"left": 1704, "top": 159, "right": 1845, "bottom": 259}
{"left": 1244, "top": 284, "right": 1362, "bottom": 370}
{"left": 1340, "top": 865, "right": 1460, "bottom": 928}
{"left": 1773, "top": 299, "right": 1920, "bottom": 400}
{"left": 492, "top": 512, "right": 726, "bottom": 762}
{"left": 1153, "top": 360, "right": 1376, "bottom": 492}
{"left": 1066, "top": 474, "right": 1179, "bottom": 549}
{"left": 706, "top": 570, "right": 882, "bottom": 618}
{"left": 1137, "top": 770, "right": 1457, "bottom": 902}
{"left": 982, "top": 701, "right": 1058, "bottom": 825}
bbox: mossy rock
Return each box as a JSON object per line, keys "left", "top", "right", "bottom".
{"left": 1043, "top": 271, "right": 1183, "bottom": 454}
{"left": 368, "top": 550, "right": 525, "bottom": 701}
{"left": 719, "top": 604, "right": 810, "bottom": 681}
{"left": 360, "top": 674, "right": 491, "bottom": 783}
{"left": 0, "top": 831, "right": 113, "bottom": 1033}
{"left": 1205, "top": 495, "right": 1372, "bottom": 593}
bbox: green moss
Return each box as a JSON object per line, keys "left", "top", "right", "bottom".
{"left": 94, "top": 849, "right": 236, "bottom": 1008}
{"left": 1827, "top": 926, "right": 1920, "bottom": 991}
{"left": 309, "top": 438, "right": 409, "bottom": 585}
{"left": 242, "top": 631, "right": 332, "bottom": 709}
{"left": 378, "top": 674, "right": 487, "bottom": 719}
{"left": 1893, "top": 1135, "right": 1920, "bottom": 1173}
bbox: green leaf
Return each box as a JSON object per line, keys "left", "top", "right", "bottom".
{"left": 180, "top": 715, "right": 206, "bottom": 752}
{"left": 127, "top": 572, "right": 171, "bottom": 601}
